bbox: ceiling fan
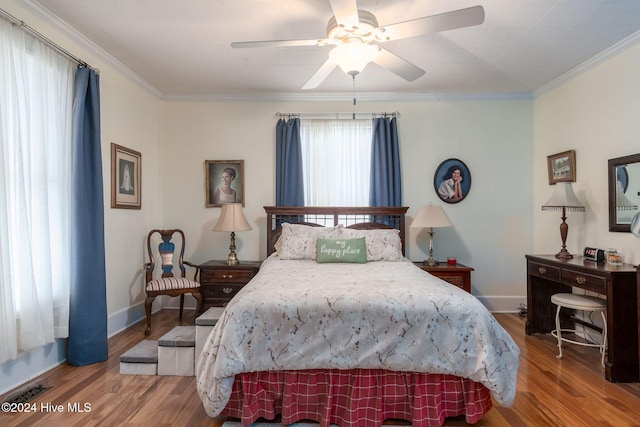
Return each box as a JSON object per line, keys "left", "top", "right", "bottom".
{"left": 231, "top": 0, "right": 485, "bottom": 89}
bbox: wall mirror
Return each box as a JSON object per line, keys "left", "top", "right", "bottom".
{"left": 608, "top": 153, "right": 640, "bottom": 232}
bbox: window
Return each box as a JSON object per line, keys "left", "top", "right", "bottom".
{"left": 300, "top": 119, "right": 372, "bottom": 207}
{"left": 0, "top": 18, "right": 74, "bottom": 364}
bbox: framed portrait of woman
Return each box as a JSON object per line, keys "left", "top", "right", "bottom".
{"left": 111, "top": 143, "right": 141, "bottom": 209}
{"left": 205, "top": 160, "right": 244, "bottom": 207}
{"left": 434, "top": 158, "right": 471, "bottom": 204}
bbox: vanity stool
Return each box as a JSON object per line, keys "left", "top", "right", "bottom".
{"left": 550, "top": 293, "right": 607, "bottom": 367}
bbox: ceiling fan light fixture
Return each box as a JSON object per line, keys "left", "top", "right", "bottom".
{"left": 329, "top": 42, "right": 379, "bottom": 75}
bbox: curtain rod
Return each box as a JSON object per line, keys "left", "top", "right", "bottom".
{"left": 276, "top": 111, "right": 400, "bottom": 120}
{"left": 0, "top": 7, "right": 94, "bottom": 70}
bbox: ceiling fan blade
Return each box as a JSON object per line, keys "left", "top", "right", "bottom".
{"left": 231, "top": 38, "right": 328, "bottom": 48}
{"left": 380, "top": 5, "right": 485, "bottom": 41}
{"left": 373, "top": 47, "right": 425, "bottom": 82}
{"left": 329, "top": 0, "right": 359, "bottom": 28}
{"left": 302, "top": 59, "right": 337, "bottom": 90}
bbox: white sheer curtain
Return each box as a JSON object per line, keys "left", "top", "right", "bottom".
{"left": 300, "top": 119, "right": 372, "bottom": 206}
{"left": 0, "top": 18, "right": 74, "bottom": 364}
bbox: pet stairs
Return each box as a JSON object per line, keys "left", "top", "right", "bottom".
{"left": 119, "top": 307, "right": 224, "bottom": 376}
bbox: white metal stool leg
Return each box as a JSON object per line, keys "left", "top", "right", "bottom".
{"left": 554, "top": 302, "right": 563, "bottom": 359}
{"left": 550, "top": 293, "right": 607, "bottom": 367}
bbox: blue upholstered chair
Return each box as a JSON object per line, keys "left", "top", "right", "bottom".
{"left": 143, "top": 229, "right": 203, "bottom": 335}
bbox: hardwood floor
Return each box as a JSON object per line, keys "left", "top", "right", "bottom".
{"left": 1, "top": 310, "right": 640, "bottom": 426}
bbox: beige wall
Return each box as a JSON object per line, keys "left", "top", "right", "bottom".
{"left": 161, "top": 99, "right": 533, "bottom": 312}
{"left": 534, "top": 42, "right": 640, "bottom": 265}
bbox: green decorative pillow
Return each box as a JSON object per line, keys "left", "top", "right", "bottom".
{"left": 316, "top": 237, "right": 367, "bottom": 263}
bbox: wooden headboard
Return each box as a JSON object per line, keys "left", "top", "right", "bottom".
{"left": 264, "top": 206, "right": 409, "bottom": 257}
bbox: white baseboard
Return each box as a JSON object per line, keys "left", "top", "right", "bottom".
{"left": 107, "top": 299, "right": 161, "bottom": 338}
{"left": 475, "top": 295, "right": 527, "bottom": 313}
{"left": 160, "top": 294, "right": 199, "bottom": 310}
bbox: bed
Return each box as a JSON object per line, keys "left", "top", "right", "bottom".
{"left": 197, "top": 206, "right": 519, "bottom": 427}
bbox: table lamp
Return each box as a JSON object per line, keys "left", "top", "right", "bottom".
{"left": 542, "top": 182, "right": 585, "bottom": 259}
{"left": 411, "top": 204, "right": 453, "bottom": 266}
{"left": 213, "top": 203, "right": 252, "bottom": 265}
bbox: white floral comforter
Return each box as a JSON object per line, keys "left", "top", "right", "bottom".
{"left": 196, "top": 257, "right": 519, "bottom": 417}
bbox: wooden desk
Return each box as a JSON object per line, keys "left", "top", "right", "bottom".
{"left": 526, "top": 254, "right": 638, "bottom": 382}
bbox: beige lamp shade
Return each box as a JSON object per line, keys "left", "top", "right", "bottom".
{"left": 213, "top": 203, "right": 252, "bottom": 232}
{"left": 411, "top": 204, "right": 453, "bottom": 229}
{"left": 541, "top": 182, "right": 585, "bottom": 212}
{"left": 213, "top": 203, "right": 251, "bottom": 265}
{"left": 411, "top": 204, "right": 453, "bottom": 266}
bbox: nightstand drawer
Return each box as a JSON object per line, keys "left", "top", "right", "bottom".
{"left": 200, "top": 284, "right": 244, "bottom": 300}
{"left": 201, "top": 269, "right": 255, "bottom": 284}
{"left": 414, "top": 261, "right": 473, "bottom": 293}
{"left": 198, "top": 260, "right": 262, "bottom": 312}
{"left": 527, "top": 261, "right": 560, "bottom": 282}
{"left": 437, "top": 274, "right": 466, "bottom": 289}
{"left": 561, "top": 269, "right": 606, "bottom": 294}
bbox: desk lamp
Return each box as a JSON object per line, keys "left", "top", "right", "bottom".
{"left": 542, "top": 182, "right": 585, "bottom": 259}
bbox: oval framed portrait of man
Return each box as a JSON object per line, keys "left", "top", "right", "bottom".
{"left": 434, "top": 158, "right": 472, "bottom": 204}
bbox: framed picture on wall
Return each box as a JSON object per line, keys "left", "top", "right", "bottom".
{"left": 434, "top": 158, "right": 471, "bottom": 204}
{"left": 111, "top": 143, "right": 141, "bottom": 209}
{"left": 205, "top": 160, "right": 244, "bottom": 207}
{"left": 547, "top": 150, "right": 576, "bottom": 184}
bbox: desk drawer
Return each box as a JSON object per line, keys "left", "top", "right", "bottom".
{"left": 201, "top": 269, "right": 255, "bottom": 284}
{"left": 528, "top": 261, "right": 560, "bottom": 282}
{"left": 561, "top": 269, "right": 606, "bottom": 294}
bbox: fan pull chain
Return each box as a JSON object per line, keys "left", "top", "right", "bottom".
{"left": 352, "top": 74, "right": 356, "bottom": 120}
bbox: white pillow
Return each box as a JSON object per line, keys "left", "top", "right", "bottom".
{"left": 340, "top": 228, "right": 403, "bottom": 261}
{"left": 277, "top": 223, "right": 343, "bottom": 259}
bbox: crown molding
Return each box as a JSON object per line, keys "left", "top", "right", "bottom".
{"left": 160, "top": 91, "right": 533, "bottom": 103}
{"left": 16, "top": 0, "right": 162, "bottom": 98}
{"left": 533, "top": 29, "right": 640, "bottom": 97}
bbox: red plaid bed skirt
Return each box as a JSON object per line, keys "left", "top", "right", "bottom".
{"left": 222, "top": 369, "right": 492, "bottom": 427}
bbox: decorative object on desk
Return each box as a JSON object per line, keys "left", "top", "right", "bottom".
{"left": 434, "top": 158, "right": 471, "bottom": 204}
{"left": 542, "top": 182, "right": 585, "bottom": 259}
{"left": 205, "top": 160, "right": 245, "bottom": 207}
{"left": 583, "top": 246, "right": 605, "bottom": 262}
{"left": 608, "top": 153, "right": 640, "bottom": 232}
{"left": 547, "top": 150, "right": 576, "bottom": 184}
{"left": 447, "top": 257, "right": 457, "bottom": 266}
{"left": 411, "top": 204, "right": 453, "bottom": 266}
{"left": 213, "top": 203, "right": 252, "bottom": 265}
{"left": 111, "top": 143, "right": 141, "bottom": 209}
{"left": 606, "top": 250, "right": 623, "bottom": 265}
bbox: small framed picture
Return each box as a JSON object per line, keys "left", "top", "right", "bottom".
{"left": 547, "top": 150, "right": 576, "bottom": 184}
{"left": 205, "top": 160, "right": 244, "bottom": 207}
{"left": 434, "top": 158, "right": 471, "bottom": 204}
{"left": 111, "top": 143, "right": 141, "bottom": 209}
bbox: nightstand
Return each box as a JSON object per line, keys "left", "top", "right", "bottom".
{"left": 414, "top": 261, "right": 474, "bottom": 293}
{"left": 198, "top": 260, "right": 261, "bottom": 311}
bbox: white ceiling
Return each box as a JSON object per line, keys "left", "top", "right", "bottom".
{"left": 23, "top": 0, "right": 640, "bottom": 99}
